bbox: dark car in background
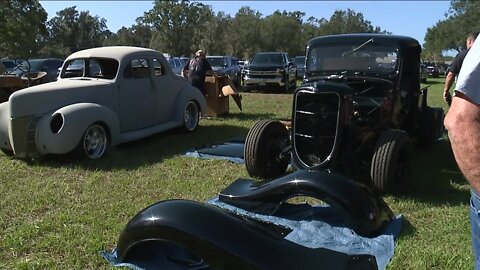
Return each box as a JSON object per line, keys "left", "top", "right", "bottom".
{"left": 294, "top": 56, "right": 306, "bottom": 79}
{"left": 420, "top": 63, "right": 427, "bottom": 83}
{"left": 425, "top": 62, "right": 439, "bottom": 78}
{"left": 10, "top": 58, "right": 64, "bottom": 83}
{"left": 206, "top": 55, "right": 241, "bottom": 86}
{"left": 1, "top": 60, "right": 18, "bottom": 73}
{"left": 168, "top": 57, "right": 184, "bottom": 76}
{"left": 242, "top": 52, "right": 297, "bottom": 92}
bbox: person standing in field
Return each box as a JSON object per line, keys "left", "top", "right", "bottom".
{"left": 182, "top": 50, "right": 213, "bottom": 95}
{"left": 444, "top": 33, "right": 480, "bottom": 269}
{"left": 443, "top": 32, "right": 478, "bottom": 106}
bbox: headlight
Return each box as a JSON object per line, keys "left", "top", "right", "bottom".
{"left": 276, "top": 69, "right": 285, "bottom": 75}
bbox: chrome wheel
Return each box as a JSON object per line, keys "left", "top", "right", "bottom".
{"left": 183, "top": 101, "right": 199, "bottom": 132}
{"left": 82, "top": 124, "right": 108, "bottom": 159}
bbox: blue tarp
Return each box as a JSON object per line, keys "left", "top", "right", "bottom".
{"left": 182, "top": 139, "right": 245, "bottom": 164}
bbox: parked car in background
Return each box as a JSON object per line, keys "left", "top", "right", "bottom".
{"left": 9, "top": 58, "right": 64, "bottom": 83}
{"left": 437, "top": 63, "right": 448, "bottom": 75}
{"left": 206, "top": 55, "right": 241, "bottom": 86}
{"left": 1, "top": 59, "right": 18, "bottom": 73}
{"left": 242, "top": 52, "right": 297, "bottom": 92}
{"left": 179, "top": 57, "right": 189, "bottom": 66}
{"left": 420, "top": 63, "right": 427, "bottom": 83}
{"left": 168, "top": 57, "right": 184, "bottom": 76}
{"left": 425, "top": 62, "right": 439, "bottom": 78}
{"left": 0, "top": 46, "right": 206, "bottom": 159}
{"left": 294, "top": 56, "right": 306, "bottom": 79}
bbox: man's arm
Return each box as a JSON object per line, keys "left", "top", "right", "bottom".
{"left": 444, "top": 92, "right": 480, "bottom": 192}
{"left": 443, "top": 71, "right": 456, "bottom": 105}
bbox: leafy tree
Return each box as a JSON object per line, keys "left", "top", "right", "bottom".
{"left": 229, "top": 7, "right": 263, "bottom": 60}
{"left": 262, "top": 11, "right": 304, "bottom": 56}
{"left": 424, "top": 0, "right": 480, "bottom": 55}
{"left": 318, "top": 9, "right": 384, "bottom": 36}
{"left": 104, "top": 25, "right": 152, "bottom": 48}
{"left": 43, "top": 6, "right": 110, "bottom": 57}
{"left": 0, "top": 0, "right": 48, "bottom": 58}
{"left": 141, "top": 0, "right": 212, "bottom": 56}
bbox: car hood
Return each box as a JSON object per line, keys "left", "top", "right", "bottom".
{"left": 211, "top": 66, "right": 223, "bottom": 71}
{"left": 9, "top": 78, "right": 115, "bottom": 118}
{"left": 247, "top": 64, "right": 286, "bottom": 71}
{"left": 304, "top": 70, "right": 397, "bottom": 84}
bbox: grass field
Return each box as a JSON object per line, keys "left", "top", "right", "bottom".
{"left": 0, "top": 77, "right": 473, "bottom": 269}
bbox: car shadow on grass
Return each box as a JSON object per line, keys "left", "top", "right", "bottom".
{"left": 212, "top": 112, "right": 276, "bottom": 121}
{"left": 31, "top": 124, "right": 249, "bottom": 171}
{"left": 398, "top": 137, "right": 469, "bottom": 206}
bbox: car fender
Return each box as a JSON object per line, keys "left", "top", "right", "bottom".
{"left": 36, "top": 103, "right": 120, "bottom": 155}
{"left": 116, "top": 199, "right": 377, "bottom": 270}
{"left": 173, "top": 84, "right": 206, "bottom": 123}
{"left": 0, "top": 102, "right": 12, "bottom": 151}
{"left": 219, "top": 170, "right": 394, "bottom": 237}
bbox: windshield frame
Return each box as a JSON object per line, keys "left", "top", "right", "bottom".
{"left": 305, "top": 42, "right": 400, "bottom": 77}
{"left": 251, "top": 53, "right": 285, "bottom": 65}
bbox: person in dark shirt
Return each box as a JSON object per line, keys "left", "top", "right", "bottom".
{"left": 182, "top": 50, "right": 213, "bottom": 95}
{"left": 444, "top": 32, "right": 478, "bottom": 105}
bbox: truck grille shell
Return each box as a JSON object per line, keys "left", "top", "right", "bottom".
{"left": 293, "top": 89, "right": 341, "bottom": 168}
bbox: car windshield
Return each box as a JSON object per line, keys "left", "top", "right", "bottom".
{"left": 294, "top": 57, "right": 305, "bottom": 66}
{"left": 207, "top": 57, "right": 224, "bottom": 67}
{"left": 306, "top": 43, "right": 399, "bottom": 74}
{"left": 251, "top": 53, "right": 284, "bottom": 65}
{"left": 61, "top": 58, "right": 119, "bottom": 79}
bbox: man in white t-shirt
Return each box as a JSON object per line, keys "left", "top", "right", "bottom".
{"left": 444, "top": 33, "right": 480, "bottom": 269}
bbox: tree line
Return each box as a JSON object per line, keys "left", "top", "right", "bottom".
{"left": 1, "top": 0, "right": 477, "bottom": 61}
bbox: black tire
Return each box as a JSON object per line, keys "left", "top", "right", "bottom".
{"left": 371, "top": 129, "right": 412, "bottom": 194}
{"left": 0, "top": 148, "right": 14, "bottom": 156}
{"left": 289, "top": 78, "right": 297, "bottom": 91}
{"left": 284, "top": 75, "right": 290, "bottom": 92}
{"left": 432, "top": 107, "right": 445, "bottom": 140}
{"left": 418, "top": 106, "right": 436, "bottom": 148}
{"left": 182, "top": 101, "right": 199, "bottom": 132}
{"left": 77, "top": 123, "right": 109, "bottom": 159}
{"left": 244, "top": 119, "right": 289, "bottom": 179}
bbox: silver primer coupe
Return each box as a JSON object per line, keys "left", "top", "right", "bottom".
{"left": 0, "top": 46, "right": 206, "bottom": 159}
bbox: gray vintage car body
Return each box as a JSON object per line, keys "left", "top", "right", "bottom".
{"left": 0, "top": 46, "right": 206, "bottom": 159}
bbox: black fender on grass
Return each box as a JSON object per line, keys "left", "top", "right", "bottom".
{"left": 116, "top": 170, "right": 394, "bottom": 269}
{"left": 219, "top": 169, "right": 394, "bottom": 237}
{"left": 116, "top": 199, "right": 378, "bottom": 270}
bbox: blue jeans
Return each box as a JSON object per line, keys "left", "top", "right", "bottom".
{"left": 470, "top": 189, "right": 480, "bottom": 269}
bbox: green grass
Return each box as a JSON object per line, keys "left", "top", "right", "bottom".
{"left": 0, "top": 77, "right": 471, "bottom": 269}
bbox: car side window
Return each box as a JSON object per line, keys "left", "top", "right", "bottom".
{"left": 124, "top": 58, "right": 150, "bottom": 79}
{"left": 153, "top": 58, "right": 165, "bottom": 76}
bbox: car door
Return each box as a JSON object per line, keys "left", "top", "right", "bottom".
{"left": 152, "top": 58, "right": 178, "bottom": 123}
{"left": 118, "top": 57, "right": 159, "bottom": 131}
